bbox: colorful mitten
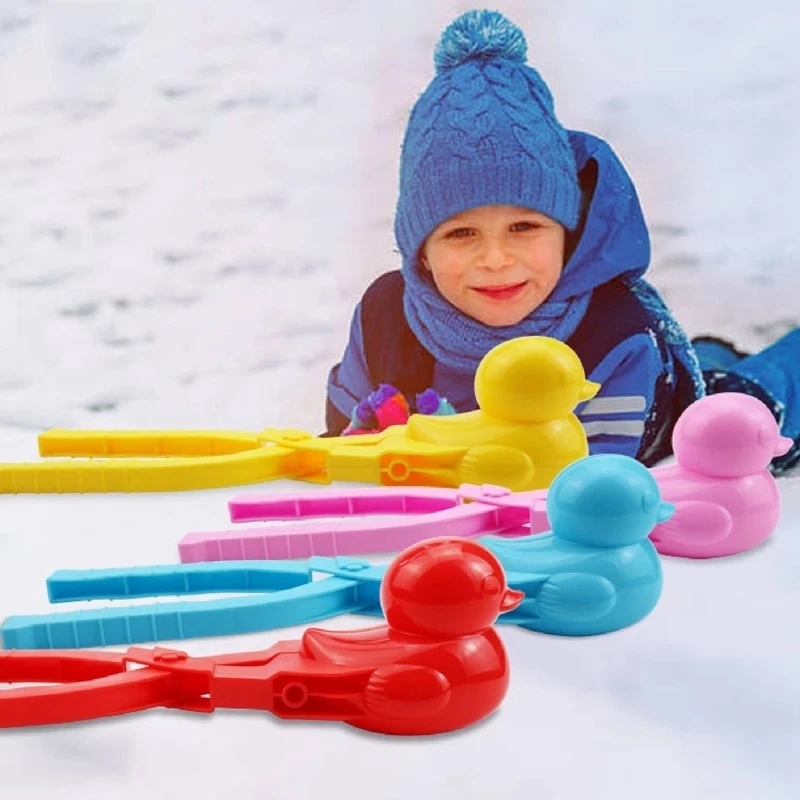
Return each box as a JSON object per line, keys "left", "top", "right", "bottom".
{"left": 415, "top": 388, "right": 457, "bottom": 417}
{"left": 342, "top": 386, "right": 455, "bottom": 436}
{"left": 343, "top": 384, "right": 410, "bottom": 435}
{"left": 373, "top": 387, "right": 411, "bottom": 429}
{"left": 342, "top": 398, "right": 379, "bottom": 436}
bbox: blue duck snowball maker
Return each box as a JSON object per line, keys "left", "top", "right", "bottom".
{"left": 480, "top": 454, "right": 673, "bottom": 636}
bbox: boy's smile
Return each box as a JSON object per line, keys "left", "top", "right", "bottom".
{"left": 420, "top": 205, "right": 566, "bottom": 327}
{"left": 472, "top": 280, "right": 529, "bottom": 302}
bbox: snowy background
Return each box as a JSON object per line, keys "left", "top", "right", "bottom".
{"left": 0, "top": 0, "right": 798, "bottom": 798}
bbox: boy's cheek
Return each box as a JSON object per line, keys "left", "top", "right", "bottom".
{"left": 427, "top": 262, "right": 468, "bottom": 293}
{"left": 429, "top": 272, "right": 464, "bottom": 305}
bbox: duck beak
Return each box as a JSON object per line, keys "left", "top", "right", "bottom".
{"left": 775, "top": 436, "right": 794, "bottom": 456}
{"left": 500, "top": 588, "right": 525, "bottom": 612}
{"left": 657, "top": 501, "right": 676, "bottom": 523}
{"left": 579, "top": 381, "right": 601, "bottom": 402}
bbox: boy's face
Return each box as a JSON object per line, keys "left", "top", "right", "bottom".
{"left": 420, "top": 204, "right": 566, "bottom": 327}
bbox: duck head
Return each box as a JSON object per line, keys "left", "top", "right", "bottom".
{"left": 381, "top": 537, "right": 524, "bottom": 637}
{"left": 673, "top": 392, "right": 792, "bottom": 478}
{"left": 547, "top": 454, "right": 674, "bottom": 547}
{"left": 475, "top": 336, "right": 599, "bottom": 422}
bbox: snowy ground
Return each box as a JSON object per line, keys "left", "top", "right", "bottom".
{"left": 0, "top": 1, "right": 798, "bottom": 798}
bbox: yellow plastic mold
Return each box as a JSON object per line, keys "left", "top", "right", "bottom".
{"left": 0, "top": 336, "right": 599, "bottom": 493}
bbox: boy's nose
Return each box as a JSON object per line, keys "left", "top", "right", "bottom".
{"left": 478, "top": 238, "right": 513, "bottom": 270}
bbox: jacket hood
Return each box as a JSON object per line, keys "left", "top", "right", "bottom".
{"left": 550, "top": 131, "right": 651, "bottom": 301}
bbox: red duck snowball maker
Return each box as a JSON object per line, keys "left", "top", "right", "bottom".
{"left": 0, "top": 538, "right": 523, "bottom": 737}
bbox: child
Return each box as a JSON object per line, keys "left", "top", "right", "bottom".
{"left": 324, "top": 9, "right": 799, "bottom": 475}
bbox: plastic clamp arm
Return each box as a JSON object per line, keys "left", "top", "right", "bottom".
{"left": 45, "top": 560, "right": 313, "bottom": 602}
{"left": 228, "top": 486, "right": 459, "bottom": 522}
{"left": 0, "top": 560, "right": 386, "bottom": 650}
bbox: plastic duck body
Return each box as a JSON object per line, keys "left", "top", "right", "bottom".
{"left": 481, "top": 454, "right": 671, "bottom": 635}
{"left": 300, "top": 537, "right": 523, "bottom": 734}
{"left": 405, "top": 336, "right": 599, "bottom": 488}
{"left": 648, "top": 392, "right": 792, "bottom": 557}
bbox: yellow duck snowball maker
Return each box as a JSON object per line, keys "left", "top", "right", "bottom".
{"left": 0, "top": 337, "right": 599, "bottom": 494}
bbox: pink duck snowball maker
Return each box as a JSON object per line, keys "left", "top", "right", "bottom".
{"left": 648, "top": 392, "right": 793, "bottom": 558}
{"left": 193, "top": 393, "right": 791, "bottom": 565}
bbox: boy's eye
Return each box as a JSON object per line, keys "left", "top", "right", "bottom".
{"left": 444, "top": 227, "right": 475, "bottom": 239}
{"left": 510, "top": 221, "right": 542, "bottom": 232}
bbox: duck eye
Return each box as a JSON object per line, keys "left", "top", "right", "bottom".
{"left": 641, "top": 491, "right": 659, "bottom": 513}
{"left": 481, "top": 575, "right": 501, "bottom": 597}
{"left": 758, "top": 424, "right": 774, "bottom": 447}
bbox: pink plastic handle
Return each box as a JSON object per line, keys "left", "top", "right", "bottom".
{"left": 179, "top": 502, "right": 531, "bottom": 563}
{"left": 228, "top": 487, "right": 460, "bottom": 523}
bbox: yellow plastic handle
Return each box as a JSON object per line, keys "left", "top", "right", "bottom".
{"left": 0, "top": 448, "right": 312, "bottom": 494}
{"left": 38, "top": 429, "right": 263, "bottom": 458}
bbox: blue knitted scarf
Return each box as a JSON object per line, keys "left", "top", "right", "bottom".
{"left": 402, "top": 264, "right": 592, "bottom": 374}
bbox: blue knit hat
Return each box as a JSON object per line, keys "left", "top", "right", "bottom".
{"left": 394, "top": 10, "right": 582, "bottom": 266}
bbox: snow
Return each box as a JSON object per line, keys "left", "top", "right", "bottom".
{"left": 0, "top": 1, "right": 798, "bottom": 798}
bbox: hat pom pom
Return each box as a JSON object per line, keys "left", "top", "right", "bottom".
{"left": 434, "top": 10, "right": 527, "bottom": 74}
